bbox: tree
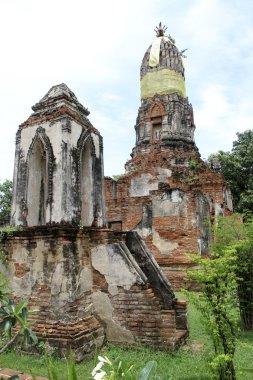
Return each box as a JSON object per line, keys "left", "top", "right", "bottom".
{"left": 208, "top": 130, "right": 253, "bottom": 217}
{"left": 186, "top": 238, "right": 239, "bottom": 380}
{"left": 186, "top": 215, "right": 253, "bottom": 379}
{"left": 0, "top": 180, "right": 13, "bottom": 226}
{"left": 234, "top": 221, "right": 253, "bottom": 330}
{"left": 209, "top": 215, "right": 253, "bottom": 330}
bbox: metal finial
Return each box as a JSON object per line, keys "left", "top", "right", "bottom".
{"left": 154, "top": 22, "right": 167, "bottom": 37}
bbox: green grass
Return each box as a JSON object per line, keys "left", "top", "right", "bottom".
{"left": 0, "top": 296, "right": 253, "bottom": 379}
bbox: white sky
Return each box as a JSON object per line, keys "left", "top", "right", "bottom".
{"left": 1, "top": 0, "right": 253, "bottom": 181}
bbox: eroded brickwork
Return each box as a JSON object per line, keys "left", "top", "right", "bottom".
{"left": 1, "top": 226, "right": 187, "bottom": 358}
{"left": 112, "top": 287, "right": 186, "bottom": 347}
{"left": 105, "top": 146, "right": 232, "bottom": 289}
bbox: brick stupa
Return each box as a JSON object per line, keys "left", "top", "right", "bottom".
{"left": 105, "top": 23, "right": 233, "bottom": 289}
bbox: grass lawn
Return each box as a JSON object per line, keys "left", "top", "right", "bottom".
{"left": 0, "top": 295, "right": 252, "bottom": 379}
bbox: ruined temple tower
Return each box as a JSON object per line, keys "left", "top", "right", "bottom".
{"left": 132, "top": 22, "right": 194, "bottom": 156}
{"left": 105, "top": 24, "right": 233, "bottom": 289}
{"left": 11, "top": 84, "right": 105, "bottom": 228}
{"left": 4, "top": 80, "right": 189, "bottom": 357}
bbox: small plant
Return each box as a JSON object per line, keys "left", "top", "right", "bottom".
{"left": 91, "top": 355, "right": 134, "bottom": 379}
{"left": 91, "top": 355, "right": 159, "bottom": 380}
{"left": 0, "top": 273, "right": 38, "bottom": 353}
{"left": 0, "top": 225, "right": 21, "bottom": 243}
{"left": 180, "top": 172, "right": 200, "bottom": 185}
{"left": 0, "top": 247, "right": 9, "bottom": 267}
{"left": 37, "top": 339, "right": 57, "bottom": 361}
{"left": 189, "top": 158, "right": 201, "bottom": 171}
{"left": 46, "top": 355, "right": 161, "bottom": 380}
{"left": 0, "top": 298, "right": 38, "bottom": 353}
{"left": 47, "top": 354, "right": 78, "bottom": 380}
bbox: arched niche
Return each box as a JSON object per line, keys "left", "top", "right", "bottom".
{"left": 80, "top": 136, "right": 95, "bottom": 226}
{"left": 148, "top": 100, "right": 165, "bottom": 142}
{"left": 25, "top": 127, "right": 54, "bottom": 226}
{"left": 149, "top": 101, "right": 164, "bottom": 117}
{"left": 26, "top": 138, "right": 47, "bottom": 226}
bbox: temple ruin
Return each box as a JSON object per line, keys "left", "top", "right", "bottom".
{"left": 105, "top": 23, "right": 233, "bottom": 289}
{"left": 11, "top": 84, "right": 105, "bottom": 228}
{"left": 1, "top": 24, "right": 233, "bottom": 358}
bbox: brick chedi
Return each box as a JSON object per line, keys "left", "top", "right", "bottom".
{"left": 3, "top": 81, "right": 188, "bottom": 359}
{"left": 105, "top": 23, "right": 233, "bottom": 290}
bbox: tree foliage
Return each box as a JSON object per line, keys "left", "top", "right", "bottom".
{"left": 186, "top": 215, "right": 253, "bottom": 379}
{"left": 0, "top": 180, "right": 13, "bottom": 226}
{"left": 208, "top": 130, "right": 253, "bottom": 217}
{"left": 112, "top": 174, "right": 125, "bottom": 182}
{"left": 211, "top": 215, "right": 253, "bottom": 330}
{"left": 185, "top": 240, "right": 239, "bottom": 379}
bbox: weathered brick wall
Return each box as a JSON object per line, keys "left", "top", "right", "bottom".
{"left": 105, "top": 146, "right": 232, "bottom": 290}
{"left": 112, "top": 287, "right": 187, "bottom": 348}
{"left": 0, "top": 225, "right": 187, "bottom": 358}
{"left": 29, "top": 285, "right": 103, "bottom": 358}
{"left": 3, "top": 227, "right": 109, "bottom": 359}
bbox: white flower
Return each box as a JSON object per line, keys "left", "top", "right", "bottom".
{"left": 98, "top": 355, "right": 112, "bottom": 365}
{"left": 93, "top": 370, "right": 106, "bottom": 380}
{"left": 92, "top": 361, "right": 104, "bottom": 376}
{"left": 92, "top": 355, "right": 112, "bottom": 379}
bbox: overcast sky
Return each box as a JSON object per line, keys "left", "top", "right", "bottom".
{"left": 1, "top": 0, "right": 253, "bottom": 181}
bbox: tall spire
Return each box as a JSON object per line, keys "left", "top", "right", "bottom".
{"left": 140, "top": 24, "right": 185, "bottom": 99}
{"left": 125, "top": 25, "right": 196, "bottom": 164}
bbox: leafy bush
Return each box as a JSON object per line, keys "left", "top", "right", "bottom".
{"left": 185, "top": 219, "right": 241, "bottom": 379}
{"left": 0, "top": 273, "right": 38, "bottom": 353}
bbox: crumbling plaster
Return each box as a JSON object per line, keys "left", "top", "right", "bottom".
{"left": 91, "top": 243, "right": 146, "bottom": 295}
{"left": 129, "top": 168, "right": 172, "bottom": 198}
{"left": 92, "top": 291, "right": 135, "bottom": 343}
{"left": 2, "top": 226, "right": 187, "bottom": 352}
{"left": 152, "top": 229, "right": 178, "bottom": 255}
{"left": 152, "top": 189, "right": 186, "bottom": 218}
